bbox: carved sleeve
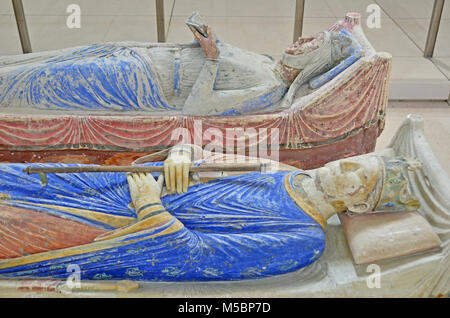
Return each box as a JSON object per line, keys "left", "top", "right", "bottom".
{"left": 182, "top": 58, "right": 219, "bottom": 115}
{"left": 182, "top": 59, "right": 285, "bottom": 116}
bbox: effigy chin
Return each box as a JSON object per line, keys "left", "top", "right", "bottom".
{"left": 0, "top": 12, "right": 448, "bottom": 298}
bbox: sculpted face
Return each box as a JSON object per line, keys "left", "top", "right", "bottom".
{"left": 279, "top": 32, "right": 325, "bottom": 83}
{"left": 317, "top": 156, "right": 381, "bottom": 213}
{"left": 284, "top": 32, "right": 325, "bottom": 56}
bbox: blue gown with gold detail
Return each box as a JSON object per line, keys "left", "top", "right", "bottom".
{"left": 0, "top": 163, "right": 325, "bottom": 281}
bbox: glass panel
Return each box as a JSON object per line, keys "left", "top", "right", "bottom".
{"left": 0, "top": 1, "right": 175, "bottom": 54}
{"left": 376, "top": 0, "right": 434, "bottom": 53}
{"left": 0, "top": 2, "right": 23, "bottom": 55}
{"left": 432, "top": 0, "right": 450, "bottom": 79}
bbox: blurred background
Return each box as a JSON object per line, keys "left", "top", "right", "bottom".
{"left": 1, "top": 1, "right": 449, "bottom": 98}
{"left": 0, "top": 0, "right": 449, "bottom": 167}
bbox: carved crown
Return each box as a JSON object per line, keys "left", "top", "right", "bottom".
{"left": 375, "top": 157, "right": 421, "bottom": 212}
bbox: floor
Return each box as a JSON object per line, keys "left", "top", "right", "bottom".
{"left": 0, "top": 1, "right": 449, "bottom": 173}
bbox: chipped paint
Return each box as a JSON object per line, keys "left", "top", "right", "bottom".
{"left": 0, "top": 166, "right": 325, "bottom": 281}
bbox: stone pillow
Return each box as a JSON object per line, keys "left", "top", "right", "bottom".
{"left": 339, "top": 211, "right": 441, "bottom": 264}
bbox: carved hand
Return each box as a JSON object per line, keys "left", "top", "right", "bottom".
{"left": 164, "top": 145, "right": 192, "bottom": 194}
{"left": 127, "top": 172, "right": 164, "bottom": 209}
{"left": 189, "top": 26, "right": 219, "bottom": 60}
{"left": 94, "top": 172, "right": 166, "bottom": 242}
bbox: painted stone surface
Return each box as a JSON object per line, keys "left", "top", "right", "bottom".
{"left": 0, "top": 117, "right": 445, "bottom": 285}
{"left": 0, "top": 9, "right": 445, "bottom": 296}
{"left": 0, "top": 115, "right": 445, "bottom": 297}
{"left": 0, "top": 18, "right": 360, "bottom": 115}
{"left": 0, "top": 13, "right": 391, "bottom": 170}
{"left": 0, "top": 164, "right": 326, "bottom": 281}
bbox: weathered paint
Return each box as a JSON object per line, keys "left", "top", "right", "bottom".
{"left": 0, "top": 167, "right": 325, "bottom": 281}
{"left": 0, "top": 116, "right": 447, "bottom": 297}
{"left": 0, "top": 205, "right": 107, "bottom": 259}
{"left": 0, "top": 120, "right": 379, "bottom": 170}
{"left": 0, "top": 41, "right": 287, "bottom": 116}
{"left": 0, "top": 14, "right": 391, "bottom": 171}
{"left": 0, "top": 45, "right": 173, "bottom": 111}
{"left": 0, "top": 53, "right": 389, "bottom": 149}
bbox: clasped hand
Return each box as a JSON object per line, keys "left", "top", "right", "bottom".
{"left": 129, "top": 146, "right": 193, "bottom": 207}
{"left": 94, "top": 148, "right": 192, "bottom": 241}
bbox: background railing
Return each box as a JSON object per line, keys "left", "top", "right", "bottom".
{"left": 7, "top": 0, "right": 447, "bottom": 59}
{"left": 424, "top": 0, "right": 445, "bottom": 57}
{"left": 11, "top": 0, "right": 31, "bottom": 53}
{"left": 155, "top": 0, "right": 165, "bottom": 42}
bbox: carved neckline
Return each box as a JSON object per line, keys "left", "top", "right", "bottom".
{"left": 284, "top": 171, "right": 327, "bottom": 229}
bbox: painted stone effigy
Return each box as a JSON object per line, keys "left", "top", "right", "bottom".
{"left": 0, "top": 115, "right": 446, "bottom": 298}
{"left": 0, "top": 15, "right": 360, "bottom": 115}
{"left": 0, "top": 116, "right": 445, "bottom": 284}
{"left": 0, "top": 13, "right": 391, "bottom": 169}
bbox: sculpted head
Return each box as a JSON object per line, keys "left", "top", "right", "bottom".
{"left": 317, "top": 155, "right": 381, "bottom": 214}
{"left": 277, "top": 30, "right": 360, "bottom": 86}
{"left": 284, "top": 32, "right": 325, "bottom": 56}
{"left": 278, "top": 32, "right": 325, "bottom": 84}
{"left": 316, "top": 155, "right": 421, "bottom": 214}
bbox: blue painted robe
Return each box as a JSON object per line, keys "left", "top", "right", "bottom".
{"left": 0, "top": 45, "right": 172, "bottom": 111}
{"left": 0, "top": 163, "right": 325, "bottom": 281}
{"left": 0, "top": 31, "right": 360, "bottom": 115}
{"left": 0, "top": 43, "right": 287, "bottom": 115}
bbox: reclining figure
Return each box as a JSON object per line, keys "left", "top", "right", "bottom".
{"left": 0, "top": 144, "right": 421, "bottom": 281}
{"left": 0, "top": 14, "right": 360, "bottom": 115}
